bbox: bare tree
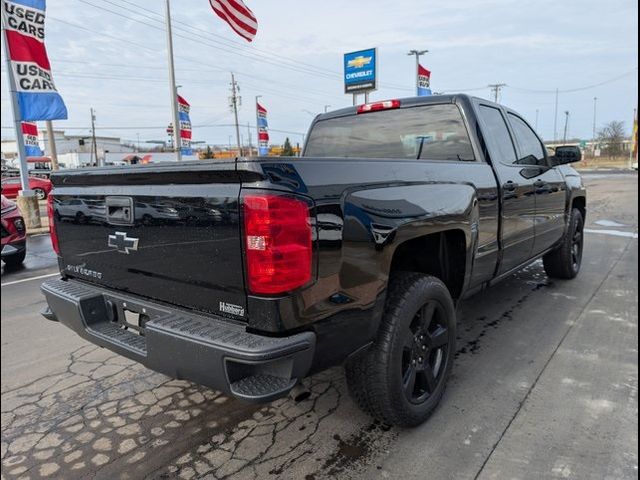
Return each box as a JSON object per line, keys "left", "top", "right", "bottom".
{"left": 597, "top": 120, "right": 626, "bottom": 156}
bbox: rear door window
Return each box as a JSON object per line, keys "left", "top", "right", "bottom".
{"left": 508, "top": 113, "right": 547, "bottom": 166}
{"left": 304, "top": 104, "right": 475, "bottom": 161}
{"left": 477, "top": 105, "right": 518, "bottom": 165}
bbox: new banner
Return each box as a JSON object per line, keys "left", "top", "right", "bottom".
{"left": 177, "top": 95, "right": 192, "bottom": 156}
{"left": 2, "top": 0, "right": 67, "bottom": 120}
{"left": 417, "top": 64, "right": 432, "bottom": 96}
{"left": 21, "top": 122, "right": 42, "bottom": 156}
{"left": 257, "top": 102, "right": 269, "bottom": 156}
{"left": 344, "top": 48, "right": 377, "bottom": 94}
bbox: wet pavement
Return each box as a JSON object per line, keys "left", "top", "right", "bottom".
{"left": 1, "top": 172, "right": 637, "bottom": 479}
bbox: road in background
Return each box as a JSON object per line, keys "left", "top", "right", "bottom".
{"left": 1, "top": 172, "right": 637, "bottom": 480}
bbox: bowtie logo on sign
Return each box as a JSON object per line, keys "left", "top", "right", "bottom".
{"left": 2, "top": 0, "right": 67, "bottom": 120}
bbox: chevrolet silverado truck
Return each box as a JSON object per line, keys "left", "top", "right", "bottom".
{"left": 41, "top": 95, "right": 586, "bottom": 427}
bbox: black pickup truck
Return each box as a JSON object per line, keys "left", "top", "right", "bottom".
{"left": 41, "top": 94, "right": 586, "bottom": 427}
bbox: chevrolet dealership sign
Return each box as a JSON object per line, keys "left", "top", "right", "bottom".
{"left": 344, "top": 48, "right": 378, "bottom": 94}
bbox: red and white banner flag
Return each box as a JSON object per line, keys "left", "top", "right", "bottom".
{"left": 21, "top": 122, "right": 42, "bottom": 156}
{"left": 177, "top": 95, "right": 192, "bottom": 154}
{"left": 2, "top": 0, "right": 67, "bottom": 120}
{"left": 417, "top": 64, "right": 432, "bottom": 96}
{"left": 208, "top": 0, "right": 257, "bottom": 42}
{"left": 256, "top": 102, "right": 269, "bottom": 155}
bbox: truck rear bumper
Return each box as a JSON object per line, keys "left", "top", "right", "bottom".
{"left": 41, "top": 278, "right": 316, "bottom": 403}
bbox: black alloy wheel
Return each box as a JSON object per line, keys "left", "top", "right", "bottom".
{"left": 402, "top": 300, "right": 450, "bottom": 404}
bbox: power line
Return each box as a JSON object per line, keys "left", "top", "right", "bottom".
{"left": 74, "top": 0, "right": 415, "bottom": 93}
{"left": 74, "top": 0, "right": 340, "bottom": 81}
{"left": 509, "top": 68, "right": 638, "bottom": 94}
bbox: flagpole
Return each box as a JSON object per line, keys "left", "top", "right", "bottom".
{"left": 164, "top": 0, "right": 182, "bottom": 161}
{"left": 2, "top": 17, "right": 32, "bottom": 195}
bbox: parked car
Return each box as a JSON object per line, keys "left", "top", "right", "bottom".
{"left": 1, "top": 176, "right": 52, "bottom": 200}
{"left": 41, "top": 94, "right": 586, "bottom": 427}
{"left": 1, "top": 195, "right": 27, "bottom": 266}
{"left": 54, "top": 198, "right": 107, "bottom": 224}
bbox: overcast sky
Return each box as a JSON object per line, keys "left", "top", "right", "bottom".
{"left": 1, "top": 0, "right": 638, "bottom": 147}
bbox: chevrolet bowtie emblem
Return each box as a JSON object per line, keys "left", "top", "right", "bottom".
{"left": 108, "top": 231, "right": 139, "bottom": 254}
{"left": 347, "top": 55, "right": 372, "bottom": 69}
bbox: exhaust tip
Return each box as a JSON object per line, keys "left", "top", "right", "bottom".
{"left": 289, "top": 383, "right": 311, "bottom": 403}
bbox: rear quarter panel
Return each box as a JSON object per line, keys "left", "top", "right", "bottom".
{"left": 239, "top": 158, "right": 499, "bottom": 370}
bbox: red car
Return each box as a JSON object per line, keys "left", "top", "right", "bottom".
{"left": 1, "top": 176, "right": 52, "bottom": 200}
{"left": 1, "top": 195, "right": 27, "bottom": 266}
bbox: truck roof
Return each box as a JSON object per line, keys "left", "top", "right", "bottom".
{"left": 318, "top": 93, "right": 500, "bottom": 122}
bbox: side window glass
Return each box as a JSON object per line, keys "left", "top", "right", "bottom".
{"left": 478, "top": 105, "right": 517, "bottom": 165}
{"left": 508, "top": 114, "right": 546, "bottom": 166}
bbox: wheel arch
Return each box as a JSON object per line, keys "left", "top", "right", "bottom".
{"left": 388, "top": 228, "right": 469, "bottom": 300}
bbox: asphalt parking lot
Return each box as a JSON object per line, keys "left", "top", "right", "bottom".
{"left": 1, "top": 171, "right": 637, "bottom": 480}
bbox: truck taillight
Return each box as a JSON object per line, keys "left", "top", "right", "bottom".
{"left": 47, "top": 195, "right": 60, "bottom": 255}
{"left": 357, "top": 99, "right": 401, "bottom": 114}
{"left": 242, "top": 194, "right": 312, "bottom": 295}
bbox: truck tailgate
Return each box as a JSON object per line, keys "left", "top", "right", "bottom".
{"left": 50, "top": 163, "right": 249, "bottom": 319}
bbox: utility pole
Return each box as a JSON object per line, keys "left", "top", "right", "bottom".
{"left": 407, "top": 49, "right": 428, "bottom": 96}
{"left": 46, "top": 121, "right": 59, "bottom": 170}
{"left": 563, "top": 110, "right": 570, "bottom": 143}
{"left": 229, "top": 73, "right": 242, "bottom": 156}
{"left": 592, "top": 97, "right": 598, "bottom": 146}
{"left": 488, "top": 83, "right": 506, "bottom": 103}
{"left": 535, "top": 109, "right": 540, "bottom": 131}
{"left": 553, "top": 88, "right": 559, "bottom": 143}
{"left": 90, "top": 108, "right": 98, "bottom": 166}
{"left": 164, "top": 0, "right": 182, "bottom": 161}
{"left": 630, "top": 108, "right": 637, "bottom": 169}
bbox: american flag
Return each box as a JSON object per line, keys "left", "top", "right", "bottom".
{"left": 209, "top": 0, "right": 258, "bottom": 42}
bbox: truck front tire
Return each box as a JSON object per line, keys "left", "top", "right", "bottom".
{"left": 345, "top": 272, "right": 456, "bottom": 427}
{"left": 543, "top": 208, "right": 584, "bottom": 280}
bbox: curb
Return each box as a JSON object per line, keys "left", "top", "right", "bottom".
{"left": 27, "top": 227, "right": 50, "bottom": 235}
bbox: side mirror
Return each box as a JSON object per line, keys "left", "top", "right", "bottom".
{"left": 552, "top": 145, "right": 582, "bottom": 165}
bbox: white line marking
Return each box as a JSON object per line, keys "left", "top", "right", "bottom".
{"left": 584, "top": 229, "right": 638, "bottom": 239}
{"left": 594, "top": 219, "right": 630, "bottom": 228}
{"left": 1, "top": 272, "right": 59, "bottom": 287}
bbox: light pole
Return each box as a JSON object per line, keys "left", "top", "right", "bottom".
{"left": 535, "top": 109, "right": 539, "bottom": 131}
{"left": 164, "top": 0, "right": 182, "bottom": 161}
{"left": 407, "top": 49, "right": 428, "bottom": 96}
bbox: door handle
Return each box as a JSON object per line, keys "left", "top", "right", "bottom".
{"left": 534, "top": 180, "right": 548, "bottom": 188}
{"left": 503, "top": 181, "right": 518, "bottom": 191}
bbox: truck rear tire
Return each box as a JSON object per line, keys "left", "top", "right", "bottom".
{"left": 345, "top": 272, "right": 456, "bottom": 427}
{"left": 543, "top": 208, "right": 584, "bottom": 279}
